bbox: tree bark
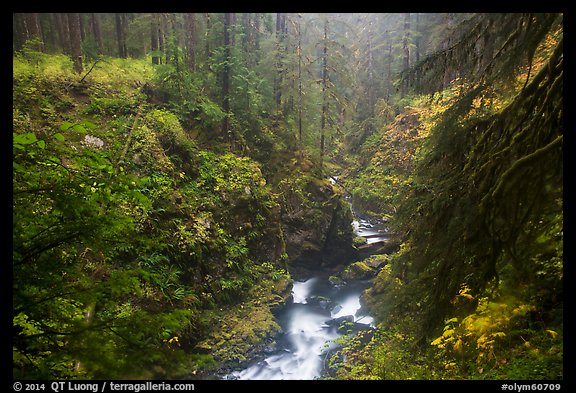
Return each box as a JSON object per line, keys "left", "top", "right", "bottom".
{"left": 442, "top": 13, "right": 456, "bottom": 89}
{"left": 91, "top": 13, "right": 104, "bottom": 55}
{"left": 254, "top": 13, "right": 261, "bottom": 51}
{"left": 13, "top": 14, "right": 27, "bottom": 51}
{"left": 115, "top": 13, "right": 127, "bottom": 58}
{"left": 56, "top": 13, "right": 71, "bottom": 55}
{"left": 78, "top": 13, "right": 85, "bottom": 42}
{"left": 68, "top": 13, "right": 83, "bottom": 74}
{"left": 366, "top": 16, "right": 375, "bottom": 118}
{"left": 296, "top": 14, "right": 303, "bottom": 149}
{"left": 28, "top": 13, "right": 44, "bottom": 50}
{"left": 222, "top": 13, "right": 232, "bottom": 140}
{"left": 204, "top": 13, "right": 212, "bottom": 61}
{"left": 386, "top": 35, "right": 392, "bottom": 101}
{"left": 184, "top": 13, "right": 197, "bottom": 71}
{"left": 274, "top": 13, "right": 287, "bottom": 112}
{"left": 402, "top": 13, "right": 411, "bottom": 71}
{"left": 15, "top": 13, "right": 44, "bottom": 52}
{"left": 319, "top": 18, "right": 329, "bottom": 173}
{"left": 401, "top": 13, "right": 411, "bottom": 97}
{"left": 150, "top": 14, "right": 160, "bottom": 64}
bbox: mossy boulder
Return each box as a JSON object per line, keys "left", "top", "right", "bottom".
{"left": 342, "top": 261, "right": 376, "bottom": 281}
{"left": 192, "top": 270, "right": 292, "bottom": 372}
{"left": 194, "top": 305, "right": 281, "bottom": 367}
{"left": 362, "top": 254, "right": 390, "bottom": 270}
{"left": 341, "top": 255, "right": 389, "bottom": 281}
{"left": 278, "top": 169, "right": 357, "bottom": 270}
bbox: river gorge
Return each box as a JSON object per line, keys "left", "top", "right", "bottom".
{"left": 219, "top": 210, "right": 389, "bottom": 380}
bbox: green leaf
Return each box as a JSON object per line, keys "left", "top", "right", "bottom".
{"left": 14, "top": 132, "right": 37, "bottom": 145}
{"left": 72, "top": 124, "right": 86, "bottom": 133}
{"left": 83, "top": 121, "right": 97, "bottom": 129}
{"left": 37, "top": 140, "right": 45, "bottom": 149}
{"left": 60, "top": 121, "right": 73, "bottom": 131}
{"left": 54, "top": 133, "right": 65, "bottom": 142}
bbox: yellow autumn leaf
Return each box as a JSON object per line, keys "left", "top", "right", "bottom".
{"left": 431, "top": 336, "right": 444, "bottom": 346}
{"left": 546, "top": 330, "right": 558, "bottom": 338}
{"left": 453, "top": 338, "right": 463, "bottom": 352}
{"left": 443, "top": 329, "right": 455, "bottom": 338}
{"left": 444, "top": 362, "right": 457, "bottom": 370}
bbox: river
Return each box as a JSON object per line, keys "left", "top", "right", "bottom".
{"left": 223, "top": 210, "right": 387, "bottom": 380}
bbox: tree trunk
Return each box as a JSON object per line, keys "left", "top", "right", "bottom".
{"left": 415, "top": 13, "right": 421, "bottom": 64}
{"left": 274, "top": 13, "right": 287, "bottom": 112}
{"left": 78, "top": 13, "right": 85, "bottom": 42}
{"left": 43, "top": 14, "right": 60, "bottom": 52}
{"left": 297, "top": 14, "right": 303, "bottom": 149}
{"left": 366, "top": 17, "right": 375, "bottom": 118}
{"left": 163, "top": 14, "right": 172, "bottom": 64}
{"left": 150, "top": 15, "right": 159, "bottom": 64}
{"left": 402, "top": 13, "right": 411, "bottom": 71}
{"left": 442, "top": 13, "right": 456, "bottom": 89}
{"left": 158, "top": 15, "right": 165, "bottom": 63}
{"left": 386, "top": 33, "right": 392, "bottom": 101}
{"left": 17, "top": 13, "right": 45, "bottom": 52}
{"left": 13, "top": 14, "right": 27, "bottom": 51}
{"left": 91, "top": 13, "right": 104, "bottom": 55}
{"left": 401, "top": 13, "right": 411, "bottom": 97}
{"left": 68, "top": 13, "right": 83, "bottom": 74}
{"left": 254, "top": 13, "right": 261, "bottom": 51}
{"left": 415, "top": 13, "right": 421, "bottom": 86}
{"left": 204, "top": 13, "right": 212, "bottom": 61}
{"left": 28, "top": 13, "right": 44, "bottom": 48}
{"left": 480, "top": 15, "right": 495, "bottom": 73}
{"left": 222, "top": 13, "right": 232, "bottom": 140}
{"left": 56, "top": 13, "right": 71, "bottom": 55}
{"left": 115, "top": 13, "right": 127, "bottom": 58}
{"left": 319, "top": 19, "right": 328, "bottom": 173}
{"left": 184, "top": 13, "right": 197, "bottom": 71}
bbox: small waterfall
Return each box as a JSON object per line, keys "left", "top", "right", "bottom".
{"left": 227, "top": 277, "right": 373, "bottom": 380}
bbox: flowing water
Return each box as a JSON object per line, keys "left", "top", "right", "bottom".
{"left": 223, "top": 206, "right": 385, "bottom": 380}
{"left": 227, "top": 276, "right": 374, "bottom": 380}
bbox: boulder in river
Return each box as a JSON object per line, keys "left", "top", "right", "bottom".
{"left": 341, "top": 261, "right": 376, "bottom": 281}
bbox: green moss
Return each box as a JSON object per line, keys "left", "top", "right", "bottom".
{"left": 195, "top": 303, "right": 281, "bottom": 366}
{"left": 342, "top": 261, "right": 375, "bottom": 281}
{"left": 353, "top": 236, "right": 367, "bottom": 247}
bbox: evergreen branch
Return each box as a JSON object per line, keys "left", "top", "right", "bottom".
{"left": 481, "top": 134, "right": 562, "bottom": 209}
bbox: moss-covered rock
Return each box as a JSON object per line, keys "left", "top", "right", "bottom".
{"left": 362, "top": 254, "right": 390, "bottom": 270}
{"left": 195, "top": 304, "right": 281, "bottom": 367}
{"left": 342, "top": 261, "right": 375, "bottom": 281}
{"left": 191, "top": 267, "right": 292, "bottom": 372}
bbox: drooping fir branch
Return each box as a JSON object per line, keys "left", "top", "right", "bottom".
{"left": 392, "top": 14, "right": 563, "bottom": 336}
{"left": 401, "top": 13, "right": 563, "bottom": 95}
{"left": 484, "top": 134, "right": 562, "bottom": 209}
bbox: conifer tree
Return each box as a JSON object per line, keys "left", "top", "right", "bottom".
{"left": 394, "top": 13, "right": 563, "bottom": 334}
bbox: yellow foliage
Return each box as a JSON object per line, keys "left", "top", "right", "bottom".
{"left": 453, "top": 338, "right": 463, "bottom": 352}
{"left": 164, "top": 336, "right": 181, "bottom": 350}
{"left": 444, "top": 362, "right": 457, "bottom": 370}
{"left": 546, "top": 330, "right": 559, "bottom": 338}
{"left": 512, "top": 304, "right": 534, "bottom": 316}
{"left": 451, "top": 284, "right": 475, "bottom": 304}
